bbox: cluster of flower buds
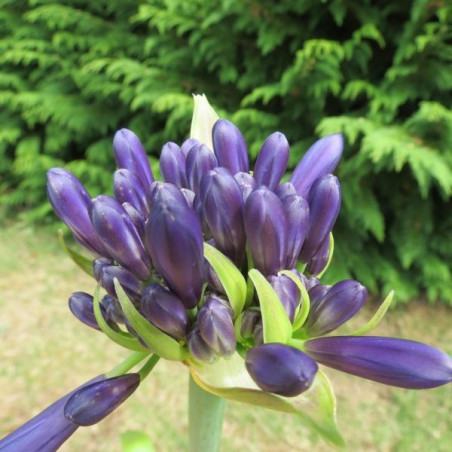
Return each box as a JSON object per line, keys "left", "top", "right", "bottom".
{"left": 45, "top": 109, "right": 452, "bottom": 402}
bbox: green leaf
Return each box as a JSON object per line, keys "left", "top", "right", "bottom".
{"left": 57, "top": 229, "right": 93, "bottom": 277}
{"left": 248, "top": 269, "right": 292, "bottom": 344}
{"left": 204, "top": 242, "right": 247, "bottom": 319}
{"left": 121, "top": 430, "right": 155, "bottom": 452}
{"left": 92, "top": 286, "right": 148, "bottom": 353}
{"left": 114, "top": 279, "right": 188, "bottom": 361}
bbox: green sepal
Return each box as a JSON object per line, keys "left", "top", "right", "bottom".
{"left": 347, "top": 290, "right": 394, "bottom": 336}
{"left": 114, "top": 279, "right": 188, "bottom": 361}
{"left": 316, "top": 232, "right": 334, "bottom": 279}
{"left": 278, "top": 269, "right": 310, "bottom": 331}
{"left": 58, "top": 229, "right": 93, "bottom": 277}
{"left": 248, "top": 269, "right": 292, "bottom": 344}
{"left": 204, "top": 242, "right": 247, "bottom": 319}
{"left": 93, "top": 286, "right": 148, "bottom": 353}
{"left": 190, "top": 353, "right": 345, "bottom": 447}
{"left": 120, "top": 430, "right": 155, "bottom": 452}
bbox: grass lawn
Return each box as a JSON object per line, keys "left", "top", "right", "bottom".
{"left": 0, "top": 222, "right": 451, "bottom": 451}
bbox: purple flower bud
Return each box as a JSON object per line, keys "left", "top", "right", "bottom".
{"left": 200, "top": 168, "right": 246, "bottom": 265}
{"left": 0, "top": 375, "right": 103, "bottom": 451}
{"left": 234, "top": 172, "right": 255, "bottom": 201}
{"left": 113, "top": 128, "right": 154, "bottom": 191}
{"left": 197, "top": 296, "right": 236, "bottom": 356}
{"left": 101, "top": 295, "right": 125, "bottom": 325}
{"left": 141, "top": 284, "right": 190, "bottom": 340}
{"left": 204, "top": 260, "right": 225, "bottom": 295}
{"left": 304, "top": 280, "right": 367, "bottom": 337}
{"left": 305, "top": 336, "right": 452, "bottom": 389}
{"left": 160, "top": 142, "right": 188, "bottom": 188}
{"left": 253, "top": 132, "right": 290, "bottom": 190}
{"left": 93, "top": 257, "right": 114, "bottom": 282}
{"left": 290, "top": 134, "right": 343, "bottom": 198}
{"left": 46, "top": 168, "right": 108, "bottom": 256}
{"left": 181, "top": 188, "right": 196, "bottom": 209}
{"left": 308, "top": 282, "right": 330, "bottom": 306}
{"left": 149, "top": 181, "right": 188, "bottom": 208}
{"left": 122, "top": 202, "right": 146, "bottom": 239}
{"left": 187, "top": 327, "right": 216, "bottom": 363}
{"left": 274, "top": 181, "right": 298, "bottom": 201}
{"left": 113, "top": 169, "right": 149, "bottom": 218}
{"left": 180, "top": 138, "right": 199, "bottom": 157}
{"left": 212, "top": 119, "right": 249, "bottom": 174}
{"left": 145, "top": 195, "right": 204, "bottom": 309}
{"left": 239, "top": 310, "right": 261, "bottom": 339}
{"left": 64, "top": 374, "right": 140, "bottom": 426}
{"left": 185, "top": 143, "right": 218, "bottom": 193}
{"left": 99, "top": 265, "right": 143, "bottom": 304}
{"left": 244, "top": 186, "right": 287, "bottom": 275}
{"left": 306, "top": 235, "right": 330, "bottom": 276}
{"left": 299, "top": 175, "right": 341, "bottom": 263}
{"left": 253, "top": 320, "right": 264, "bottom": 346}
{"left": 268, "top": 274, "right": 299, "bottom": 323}
{"left": 68, "top": 292, "right": 101, "bottom": 331}
{"left": 245, "top": 343, "right": 318, "bottom": 397}
{"left": 90, "top": 195, "right": 151, "bottom": 280}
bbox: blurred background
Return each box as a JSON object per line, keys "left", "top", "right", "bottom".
{"left": 0, "top": 0, "right": 451, "bottom": 450}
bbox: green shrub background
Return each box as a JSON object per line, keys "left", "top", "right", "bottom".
{"left": 0, "top": 0, "right": 451, "bottom": 304}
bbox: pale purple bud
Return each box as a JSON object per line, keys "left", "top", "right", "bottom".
{"left": 305, "top": 336, "right": 452, "bottom": 389}
{"left": 185, "top": 143, "right": 218, "bottom": 193}
{"left": 160, "top": 142, "right": 188, "bottom": 188}
{"left": 268, "top": 274, "right": 299, "bottom": 323}
{"left": 290, "top": 134, "right": 343, "bottom": 198}
{"left": 306, "top": 235, "right": 330, "bottom": 276}
{"left": 274, "top": 181, "right": 298, "bottom": 202}
{"left": 253, "top": 320, "right": 263, "bottom": 346}
{"left": 239, "top": 310, "right": 261, "bottom": 339}
{"left": 246, "top": 343, "right": 318, "bottom": 397}
{"left": 93, "top": 257, "right": 114, "bottom": 282}
{"left": 181, "top": 188, "right": 196, "bottom": 209}
{"left": 113, "top": 169, "right": 149, "bottom": 218}
{"left": 187, "top": 327, "right": 216, "bottom": 363}
{"left": 212, "top": 119, "right": 249, "bottom": 174}
{"left": 68, "top": 292, "right": 101, "bottom": 331}
{"left": 180, "top": 138, "right": 199, "bottom": 157}
{"left": 234, "top": 172, "right": 255, "bottom": 201}
{"left": 99, "top": 265, "right": 143, "bottom": 304}
{"left": 122, "top": 202, "right": 145, "bottom": 239}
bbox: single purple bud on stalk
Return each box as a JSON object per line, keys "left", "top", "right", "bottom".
{"left": 160, "top": 142, "right": 188, "bottom": 188}
{"left": 181, "top": 188, "right": 196, "bottom": 209}
{"left": 239, "top": 310, "right": 261, "bottom": 339}
{"left": 200, "top": 168, "right": 246, "bottom": 265}
{"left": 113, "top": 169, "right": 149, "bottom": 217}
{"left": 244, "top": 186, "right": 287, "bottom": 275}
{"left": 246, "top": 343, "right": 318, "bottom": 397}
{"left": 99, "top": 265, "right": 143, "bottom": 304}
{"left": 0, "top": 375, "right": 104, "bottom": 451}
{"left": 93, "top": 257, "right": 114, "bottom": 282}
{"left": 234, "top": 172, "right": 255, "bottom": 201}
{"left": 185, "top": 143, "right": 218, "bottom": 193}
{"left": 180, "top": 138, "right": 200, "bottom": 157}
{"left": 212, "top": 119, "right": 249, "bottom": 174}
{"left": 64, "top": 374, "right": 140, "bottom": 426}
{"left": 46, "top": 168, "right": 109, "bottom": 256}
{"left": 90, "top": 195, "right": 151, "bottom": 280}
{"left": 305, "top": 336, "right": 452, "bottom": 389}
{"left": 113, "top": 128, "right": 154, "bottom": 191}
{"left": 290, "top": 134, "right": 343, "bottom": 199}
{"left": 197, "top": 296, "right": 236, "bottom": 356}
{"left": 304, "top": 280, "right": 367, "bottom": 337}
{"left": 299, "top": 174, "right": 341, "bottom": 263}
{"left": 68, "top": 292, "right": 101, "bottom": 330}
{"left": 145, "top": 195, "right": 204, "bottom": 309}
{"left": 268, "top": 274, "right": 299, "bottom": 323}
{"left": 306, "top": 235, "right": 330, "bottom": 276}
{"left": 187, "top": 327, "right": 217, "bottom": 363}
{"left": 253, "top": 132, "right": 290, "bottom": 190}
{"left": 122, "top": 202, "right": 146, "bottom": 239}
{"left": 141, "top": 284, "right": 190, "bottom": 340}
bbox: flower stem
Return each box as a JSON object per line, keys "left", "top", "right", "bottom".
{"left": 105, "top": 351, "right": 150, "bottom": 378}
{"left": 188, "top": 374, "right": 225, "bottom": 452}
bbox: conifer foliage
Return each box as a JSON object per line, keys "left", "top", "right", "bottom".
{"left": 0, "top": 0, "right": 451, "bottom": 303}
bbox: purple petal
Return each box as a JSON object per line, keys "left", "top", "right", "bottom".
{"left": 113, "top": 169, "right": 149, "bottom": 218}
{"left": 185, "top": 143, "right": 218, "bottom": 193}
{"left": 160, "top": 142, "right": 188, "bottom": 188}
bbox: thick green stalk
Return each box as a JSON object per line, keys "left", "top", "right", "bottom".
{"left": 189, "top": 375, "right": 226, "bottom": 452}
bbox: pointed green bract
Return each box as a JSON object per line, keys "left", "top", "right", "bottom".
{"left": 114, "top": 279, "right": 188, "bottom": 361}
{"left": 58, "top": 229, "right": 94, "bottom": 277}
{"left": 190, "top": 94, "right": 219, "bottom": 150}
{"left": 93, "top": 286, "right": 148, "bottom": 352}
{"left": 248, "top": 269, "right": 292, "bottom": 344}
{"left": 204, "top": 242, "right": 247, "bottom": 319}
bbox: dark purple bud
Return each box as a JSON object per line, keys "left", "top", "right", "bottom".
{"left": 212, "top": 119, "right": 249, "bottom": 174}
{"left": 197, "top": 296, "right": 236, "bottom": 356}
{"left": 101, "top": 295, "right": 125, "bottom": 325}
{"left": 181, "top": 188, "right": 196, "bottom": 209}
{"left": 68, "top": 292, "right": 100, "bottom": 330}
{"left": 93, "top": 257, "right": 114, "bottom": 282}
{"left": 145, "top": 196, "right": 204, "bottom": 309}
{"left": 253, "top": 132, "right": 290, "bottom": 190}
{"left": 304, "top": 280, "right": 367, "bottom": 337}
{"left": 90, "top": 195, "right": 151, "bottom": 280}
{"left": 99, "top": 265, "right": 143, "bottom": 304}
{"left": 185, "top": 143, "right": 218, "bottom": 193}
{"left": 299, "top": 175, "right": 341, "bottom": 263}
{"left": 113, "top": 128, "right": 154, "bottom": 191}
{"left": 306, "top": 235, "right": 330, "bottom": 276}
{"left": 268, "top": 274, "right": 299, "bottom": 323}
{"left": 187, "top": 327, "right": 216, "bottom": 363}
{"left": 113, "top": 169, "right": 149, "bottom": 218}
{"left": 160, "top": 142, "right": 188, "bottom": 188}
{"left": 244, "top": 186, "right": 287, "bottom": 275}
{"left": 246, "top": 343, "right": 318, "bottom": 397}
{"left": 141, "top": 284, "right": 190, "bottom": 340}
{"left": 200, "top": 168, "right": 246, "bottom": 265}
{"left": 305, "top": 336, "right": 452, "bottom": 389}
{"left": 239, "top": 309, "right": 261, "bottom": 339}
{"left": 122, "top": 202, "right": 146, "bottom": 239}
{"left": 180, "top": 138, "right": 200, "bottom": 157}
{"left": 0, "top": 375, "right": 103, "bottom": 451}
{"left": 64, "top": 374, "right": 140, "bottom": 426}
{"left": 234, "top": 172, "right": 255, "bottom": 201}
{"left": 46, "top": 168, "right": 108, "bottom": 256}
{"left": 290, "top": 134, "right": 343, "bottom": 198}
